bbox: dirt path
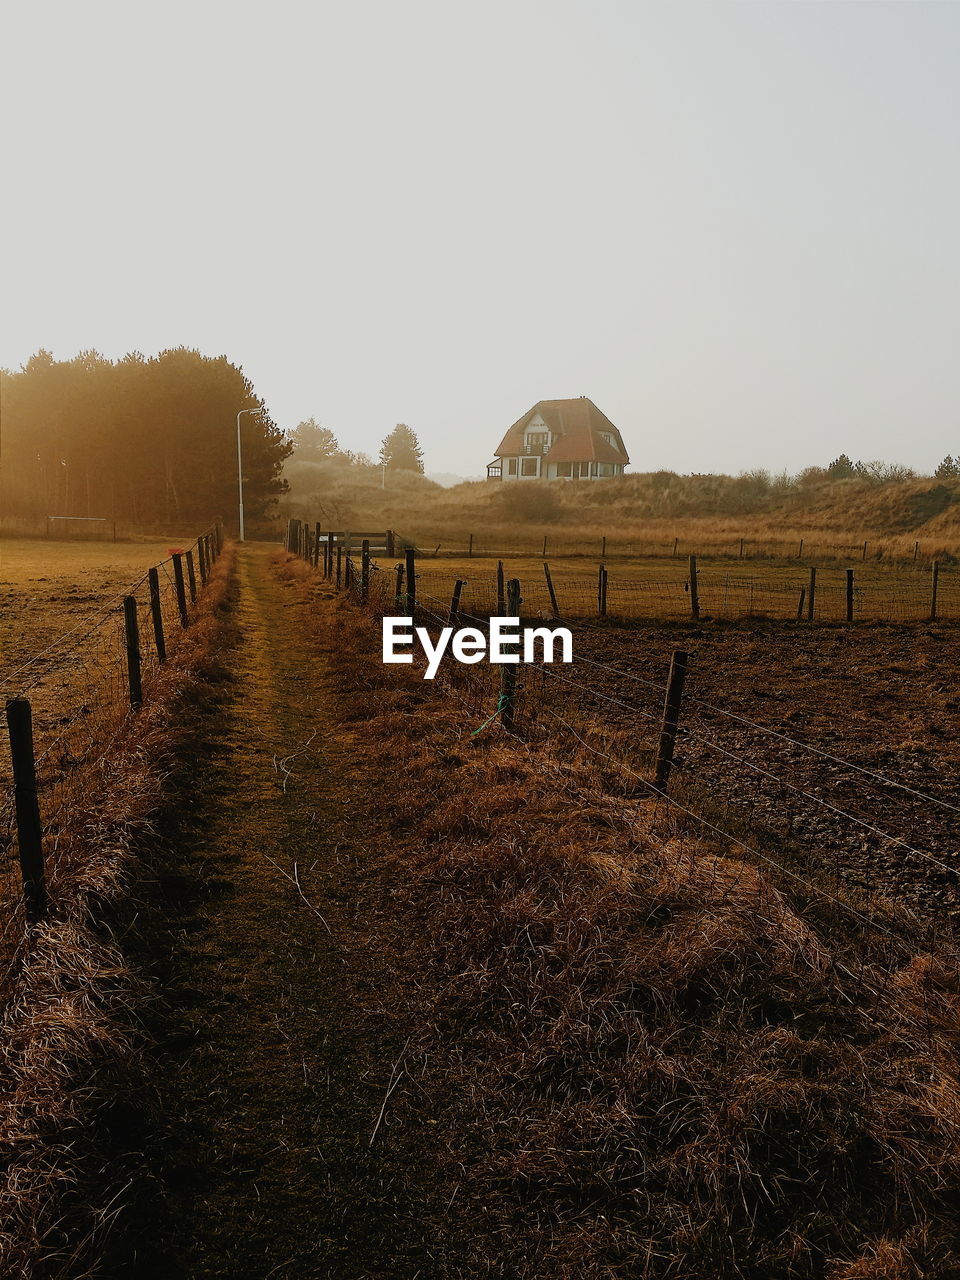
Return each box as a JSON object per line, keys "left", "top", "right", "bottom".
{"left": 124, "top": 546, "right": 445, "bottom": 1279}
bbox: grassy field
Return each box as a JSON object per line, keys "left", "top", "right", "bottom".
{"left": 0, "top": 537, "right": 196, "bottom": 678}
{"left": 284, "top": 471, "right": 960, "bottom": 565}
{"left": 404, "top": 518, "right": 960, "bottom": 564}
{"left": 398, "top": 550, "right": 958, "bottom": 623}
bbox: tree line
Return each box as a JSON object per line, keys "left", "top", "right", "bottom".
{"left": 0, "top": 348, "right": 290, "bottom": 529}
{"left": 289, "top": 419, "right": 425, "bottom": 472}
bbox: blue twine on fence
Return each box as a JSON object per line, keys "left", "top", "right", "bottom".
{"left": 472, "top": 693, "right": 510, "bottom": 737}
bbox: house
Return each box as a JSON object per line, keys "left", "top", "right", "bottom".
{"left": 486, "top": 397, "right": 630, "bottom": 481}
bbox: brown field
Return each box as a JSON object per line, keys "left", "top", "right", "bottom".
{"left": 0, "top": 537, "right": 189, "bottom": 679}
{"left": 0, "top": 534, "right": 215, "bottom": 985}
{"left": 403, "top": 515, "right": 960, "bottom": 564}
{"left": 286, "top": 471, "right": 960, "bottom": 566}
{"left": 542, "top": 619, "right": 960, "bottom": 924}
{"left": 3, "top": 537, "right": 960, "bottom": 1276}
{"left": 406, "top": 550, "right": 959, "bottom": 623}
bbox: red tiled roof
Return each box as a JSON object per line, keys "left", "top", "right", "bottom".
{"left": 494, "top": 398, "right": 630, "bottom": 465}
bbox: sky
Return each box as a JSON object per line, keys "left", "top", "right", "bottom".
{"left": 2, "top": 0, "right": 958, "bottom": 479}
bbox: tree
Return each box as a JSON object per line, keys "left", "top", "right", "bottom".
{"left": 935, "top": 455, "right": 960, "bottom": 479}
{"left": 827, "top": 454, "right": 856, "bottom": 479}
{"left": 0, "top": 347, "right": 290, "bottom": 531}
{"left": 379, "top": 423, "right": 424, "bottom": 473}
{"left": 291, "top": 418, "right": 340, "bottom": 461}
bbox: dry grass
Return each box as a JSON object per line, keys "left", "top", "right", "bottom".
{"left": 0, "top": 544, "right": 235, "bottom": 1278}
{"left": 282, "top": 554, "right": 960, "bottom": 1279}
{"left": 284, "top": 472, "right": 960, "bottom": 564}
{"left": 0, "top": 537, "right": 195, "bottom": 678}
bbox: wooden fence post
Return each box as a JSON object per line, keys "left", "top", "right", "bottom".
{"left": 148, "top": 567, "right": 166, "bottom": 663}
{"left": 336, "top": 545, "right": 343, "bottom": 589}
{"left": 914, "top": 540, "right": 919, "bottom": 562}
{"left": 543, "top": 562, "right": 560, "bottom": 619}
{"left": 862, "top": 540, "right": 868, "bottom": 561}
{"left": 361, "top": 539, "right": 370, "bottom": 603}
{"left": 499, "top": 579, "right": 522, "bottom": 733}
{"left": 405, "top": 548, "right": 417, "bottom": 617}
{"left": 597, "top": 564, "right": 608, "bottom": 617}
{"left": 385, "top": 530, "right": 396, "bottom": 558}
{"left": 5, "top": 697, "right": 47, "bottom": 925}
{"left": 673, "top": 536, "right": 679, "bottom": 558}
{"left": 185, "top": 550, "right": 198, "bottom": 603}
{"left": 197, "top": 537, "right": 208, "bottom": 584}
{"left": 655, "top": 650, "right": 688, "bottom": 792}
{"left": 468, "top": 533, "right": 474, "bottom": 558}
{"left": 796, "top": 586, "right": 806, "bottom": 619}
{"left": 172, "top": 553, "right": 189, "bottom": 628}
{"left": 688, "top": 555, "right": 699, "bottom": 620}
{"left": 123, "top": 596, "right": 143, "bottom": 709}
{"left": 601, "top": 535, "right": 606, "bottom": 558}
{"left": 314, "top": 522, "right": 322, "bottom": 568}
{"left": 345, "top": 555, "right": 353, "bottom": 590}
{"left": 931, "top": 561, "right": 940, "bottom": 621}
{"left": 542, "top": 534, "right": 548, "bottom": 558}
{"left": 739, "top": 538, "right": 744, "bottom": 559}
{"left": 846, "top": 568, "right": 855, "bottom": 622}
{"left": 496, "top": 560, "right": 505, "bottom": 615}
{"left": 797, "top": 538, "right": 804, "bottom": 559}
{"left": 449, "top": 579, "right": 465, "bottom": 625}
{"left": 807, "top": 566, "right": 816, "bottom": 621}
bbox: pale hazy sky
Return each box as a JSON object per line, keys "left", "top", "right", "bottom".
{"left": 2, "top": 1, "right": 958, "bottom": 477}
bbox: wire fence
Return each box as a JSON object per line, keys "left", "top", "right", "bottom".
{"left": 0, "top": 522, "right": 225, "bottom": 995}
{"left": 405, "top": 528, "right": 955, "bottom": 567}
{"left": 406, "top": 558, "right": 958, "bottom": 624}
{"left": 289, "top": 527, "right": 960, "bottom": 967}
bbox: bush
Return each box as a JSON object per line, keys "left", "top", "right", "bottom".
{"left": 497, "top": 482, "right": 563, "bottom": 524}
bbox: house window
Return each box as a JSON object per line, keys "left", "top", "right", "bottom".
{"left": 599, "top": 432, "right": 613, "bottom": 446}
{"left": 556, "top": 461, "right": 572, "bottom": 477}
{"left": 599, "top": 462, "right": 613, "bottom": 476}
{"left": 526, "top": 432, "right": 548, "bottom": 453}
{"left": 521, "top": 457, "right": 539, "bottom": 477}
{"left": 507, "top": 458, "right": 518, "bottom": 475}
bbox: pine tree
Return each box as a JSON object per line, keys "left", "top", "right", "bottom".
{"left": 379, "top": 423, "right": 424, "bottom": 473}
{"left": 291, "top": 419, "right": 340, "bottom": 460}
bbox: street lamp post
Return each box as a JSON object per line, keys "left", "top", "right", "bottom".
{"left": 236, "top": 404, "right": 265, "bottom": 542}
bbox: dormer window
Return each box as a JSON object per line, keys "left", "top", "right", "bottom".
{"left": 525, "top": 431, "right": 549, "bottom": 454}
